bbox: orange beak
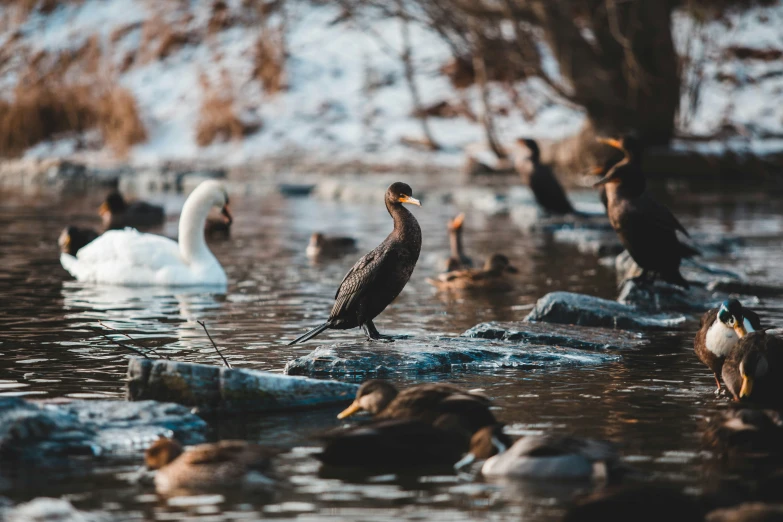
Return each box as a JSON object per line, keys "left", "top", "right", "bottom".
{"left": 597, "top": 137, "right": 623, "bottom": 150}
{"left": 98, "top": 202, "right": 109, "bottom": 217}
{"left": 221, "top": 204, "right": 233, "bottom": 225}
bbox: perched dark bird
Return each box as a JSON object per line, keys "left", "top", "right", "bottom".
{"left": 288, "top": 182, "right": 421, "bottom": 344}
{"left": 58, "top": 226, "right": 99, "bottom": 256}
{"left": 144, "top": 437, "right": 279, "bottom": 495}
{"left": 336, "top": 380, "right": 498, "bottom": 436}
{"left": 317, "top": 418, "right": 473, "bottom": 472}
{"left": 722, "top": 331, "right": 783, "bottom": 406}
{"left": 100, "top": 191, "right": 165, "bottom": 230}
{"left": 455, "top": 425, "right": 623, "bottom": 481}
{"left": 514, "top": 138, "right": 576, "bottom": 215}
{"left": 428, "top": 253, "right": 518, "bottom": 292}
{"left": 306, "top": 233, "right": 357, "bottom": 259}
{"left": 695, "top": 299, "right": 762, "bottom": 393}
{"left": 592, "top": 148, "right": 625, "bottom": 211}
{"left": 595, "top": 135, "right": 698, "bottom": 288}
{"left": 444, "top": 213, "right": 473, "bottom": 272}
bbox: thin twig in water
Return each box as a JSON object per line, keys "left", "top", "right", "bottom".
{"left": 92, "top": 327, "right": 150, "bottom": 359}
{"left": 98, "top": 321, "right": 168, "bottom": 359}
{"left": 197, "top": 320, "right": 231, "bottom": 368}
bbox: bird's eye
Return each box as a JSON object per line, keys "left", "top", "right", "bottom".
{"left": 728, "top": 317, "right": 736, "bottom": 326}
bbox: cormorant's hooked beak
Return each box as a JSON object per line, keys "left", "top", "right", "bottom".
{"left": 593, "top": 170, "right": 621, "bottom": 187}
{"left": 221, "top": 204, "right": 233, "bottom": 225}
{"left": 450, "top": 212, "right": 465, "bottom": 230}
{"left": 733, "top": 322, "right": 748, "bottom": 338}
{"left": 98, "top": 202, "right": 109, "bottom": 217}
{"left": 398, "top": 195, "right": 422, "bottom": 207}
{"left": 740, "top": 374, "right": 753, "bottom": 398}
{"left": 337, "top": 400, "right": 363, "bottom": 419}
{"left": 597, "top": 137, "right": 624, "bottom": 151}
{"left": 589, "top": 166, "right": 604, "bottom": 176}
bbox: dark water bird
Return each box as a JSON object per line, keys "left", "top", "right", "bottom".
{"left": 205, "top": 213, "right": 232, "bottom": 238}
{"left": 592, "top": 148, "right": 625, "bottom": 211}
{"left": 722, "top": 331, "right": 783, "bottom": 406}
{"left": 144, "top": 437, "right": 278, "bottom": 494}
{"left": 444, "top": 212, "right": 473, "bottom": 271}
{"left": 514, "top": 138, "right": 576, "bottom": 215}
{"left": 336, "top": 380, "right": 498, "bottom": 435}
{"left": 695, "top": 299, "right": 762, "bottom": 393}
{"left": 288, "top": 182, "right": 421, "bottom": 344}
{"left": 455, "top": 425, "right": 622, "bottom": 481}
{"left": 100, "top": 190, "right": 165, "bottom": 230}
{"left": 306, "top": 233, "right": 357, "bottom": 259}
{"left": 595, "top": 134, "right": 699, "bottom": 288}
{"left": 58, "top": 226, "right": 99, "bottom": 256}
{"left": 563, "top": 485, "right": 706, "bottom": 522}
{"left": 428, "top": 253, "right": 518, "bottom": 292}
{"left": 317, "top": 418, "right": 473, "bottom": 471}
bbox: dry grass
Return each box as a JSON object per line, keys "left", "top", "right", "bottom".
{"left": 195, "top": 74, "right": 260, "bottom": 147}
{"left": 96, "top": 86, "right": 147, "bottom": 157}
{"left": 253, "top": 29, "right": 286, "bottom": 94}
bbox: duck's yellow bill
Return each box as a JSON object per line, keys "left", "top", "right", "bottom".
{"left": 740, "top": 375, "right": 753, "bottom": 398}
{"left": 733, "top": 323, "right": 748, "bottom": 338}
{"left": 337, "top": 401, "right": 362, "bottom": 419}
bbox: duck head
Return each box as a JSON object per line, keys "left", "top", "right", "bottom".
{"left": 386, "top": 182, "right": 421, "bottom": 209}
{"left": 337, "top": 380, "right": 398, "bottom": 419}
{"left": 483, "top": 254, "right": 519, "bottom": 274}
{"left": 739, "top": 348, "right": 769, "bottom": 399}
{"left": 454, "top": 424, "right": 513, "bottom": 470}
{"left": 100, "top": 191, "right": 127, "bottom": 217}
{"left": 717, "top": 299, "right": 753, "bottom": 338}
{"left": 145, "top": 437, "right": 184, "bottom": 470}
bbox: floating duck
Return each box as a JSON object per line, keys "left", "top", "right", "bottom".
{"left": 444, "top": 213, "right": 473, "bottom": 271}
{"left": 61, "top": 180, "right": 231, "bottom": 286}
{"left": 100, "top": 191, "right": 165, "bottom": 230}
{"left": 306, "top": 233, "right": 357, "bottom": 259}
{"left": 428, "top": 253, "right": 518, "bottom": 292}
{"left": 58, "top": 226, "right": 99, "bottom": 256}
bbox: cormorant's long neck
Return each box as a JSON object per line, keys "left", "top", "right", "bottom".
{"left": 387, "top": 202, "right": 421, "bottom": 245}
{"left": 179, "top": 193, "right": 214, "bottom": 265}
{"left": 449, "top": 228, "right": 464, "bottom": 259}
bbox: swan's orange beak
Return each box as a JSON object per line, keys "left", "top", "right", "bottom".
{"left": 221, "top": 204, "right": 233, "bottom": 225}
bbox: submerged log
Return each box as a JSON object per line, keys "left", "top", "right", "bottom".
{"left": 283, "top": 336, "right": 620, "bottom": 377}
{"left": 127, "top": 358, "right": 357, "bottom": 414}
{"left": 525, "top": 291, "right": 687, "bottom": 330}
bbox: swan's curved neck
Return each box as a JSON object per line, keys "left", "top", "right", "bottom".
{"left": 179, "top": 193, "right": 214, "bottom": 265}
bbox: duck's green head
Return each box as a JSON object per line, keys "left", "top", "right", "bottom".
{"left": 718, "top": 299, "right": 751, "bottom": 338}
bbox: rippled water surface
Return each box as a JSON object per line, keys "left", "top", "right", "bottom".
{"left": 1, "top": 181, "right": 783, "bottom": 521}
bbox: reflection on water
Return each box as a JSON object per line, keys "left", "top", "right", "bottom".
{"left": 1, "top": 186, "right": 783, "bottom": 520}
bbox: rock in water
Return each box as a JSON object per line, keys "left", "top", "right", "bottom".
{"left": 462, "top": 321, "right": 647, "bottom": 351}
{"left": 0, "top": 397, "right": 207, "bottom": 468}
{"left": 3, "top": 498, "right": 111, "bottom": 522}
{"left": 525, "top": 291, "right": 686, "bottom": 330}
{"left": 283, "top": 336, "right": 619, "bottom": 377}
{"left": 617, "top": 279, "right": 759, "bottom": 313}
{"left": 127, "top": 358, "right": 358, "bottom": 413}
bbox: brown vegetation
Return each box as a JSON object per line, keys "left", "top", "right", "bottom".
{"left": 253, "top": 29, "right": 286, "bottom": 94}
{"left": 195, "top": 75, "right": 261, "bottom": 147}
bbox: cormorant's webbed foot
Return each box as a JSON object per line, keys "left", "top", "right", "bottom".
{"left": 362, "top": 321, "right": 395, "bottom": 343}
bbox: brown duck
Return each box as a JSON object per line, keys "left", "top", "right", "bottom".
{"left": 515, "top": 138, "right": 576, "bottom": 215}
{"left": 722, "top": 330, "right": 783, "bottom": 406}
{"left": 428, "top": 253, "right": 518, "bottom": 292}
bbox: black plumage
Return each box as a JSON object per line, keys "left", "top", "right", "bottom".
{"left": 595, "top": 135, "right": 698, "bottom": 288}
{"left": 444, "top": 213, "right": 473, "bottom": 271}
{"left": 100, "top": 191, "right": 165, "bottom": 230}
{"left": 722, "top": 331, "right": 783, "bottom": 406}
{"left": 289, "top": 182, "right": 422, "bottom": 344}
{"left": 515, "top": 138, "right": 576, "bottom": 215}
{"left": 58, "top": 226, "right": 99, "bottom": 255}
{"left": 694, "top": 299, "right": 762, "bottom": 393}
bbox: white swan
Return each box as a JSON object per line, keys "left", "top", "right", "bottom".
{"left": 60, "top": 180, "right": 231, "bottom": 286}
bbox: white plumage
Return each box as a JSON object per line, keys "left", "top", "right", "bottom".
{"left": 60, "top": 180, "right": 229, "bottom": 287}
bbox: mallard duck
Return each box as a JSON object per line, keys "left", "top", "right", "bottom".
{"left": 514, "top": 138, "right": 577, "bottom": 215}
{"left": 306, "top": 233, "right": 357, "bottom": 259}
{"left": 100, "top": 191, "right": 165, "bottom": 230}
{"left": 144, "top": 437, "right": 278, "bottom": 495}
{"left": 336, "top": 380, "right": 497, "bottom": 435}
{"left": 444, "top": 213, "right": 473, "bottom": 271}
{"left": 595, "top": 134, "right": 698, "bottom": 288}
{"left": 695, "top": 299, "right": 762, "bottom": 393}
{"left": 722, "top": 331, "right": 783, "bottom": 406}
{"left": 288, "top": 183, "right": 421, "bottom": 343}
{"left": 317, "top": 418, "right": 472, "bottom": 472}
{"left": 61, "top": 180, "right": 231, "bottom": 286}
{"left": 427, "top": 253, "right": 518, "bottom": 292}
{"left": 455, "top": 425, "right": 623, "bottom": 481}
{"left": 58, "top": 226, "right": 99, "bottom": 256}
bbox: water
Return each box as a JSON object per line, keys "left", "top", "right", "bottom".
{"left": 1, "top": 182, "right": 782, "bottom": 520}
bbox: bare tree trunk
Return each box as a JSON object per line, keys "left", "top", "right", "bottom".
{"left": 469, "top": 17, "right": 505, "bottom": 159}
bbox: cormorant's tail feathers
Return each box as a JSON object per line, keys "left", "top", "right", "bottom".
{"left": 288, "top": 323, "right": 330, "bottom": 345}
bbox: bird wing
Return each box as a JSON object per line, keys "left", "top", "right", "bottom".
{"left": 331, "top": 246, "right": 398, "bottom": 319}
{"left": 530, "top": 165, "right": 574, "bottom": 214}
{"left": 744, "top": 308, "right": 763, "bottom": 331}
{"left": 635, "top": 193, "right": 691, "bottom": 237}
